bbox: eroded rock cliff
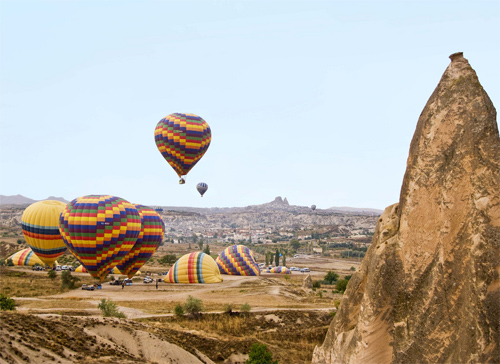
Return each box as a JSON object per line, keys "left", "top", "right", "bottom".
{"left": 312, "top": 53, "right": 500, "bottom": 364}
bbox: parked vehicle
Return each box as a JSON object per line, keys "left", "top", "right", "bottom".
{"left": 55, "top": 265, "right": 62, "bottom": 271}
{"left": 124, "top": 278, "right": 133, "bottom": 286}
{"left": 143, "top": 277, "right": 153, "bottom": 283}
{"left": 32, "top": 265, "right": 44, "bottom": 271}
{"left": 81, "top": 284, "right": 94, "bottom": 291}
{"left": 300, "top": 268, "right": 310, "bottom": 273}
{"left": 109, "top": 280, "right": 123, "bottom": 285}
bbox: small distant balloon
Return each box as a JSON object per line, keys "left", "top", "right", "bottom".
{"left": 311, "top": 205, "right": 316, "bottom": 211}
{"left": 154, "top": 113, "right": 211, "bottom": 184}
{"left": 197, "top": 182, "right": 208, "bottom": 197}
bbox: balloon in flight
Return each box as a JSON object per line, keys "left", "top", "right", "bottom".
{"left": 58, "top": 195, "right": 142, "bottom": 282}
{"left": 154, "top": 113, "right": 211, "bottom": 184}
{"left": 21, "top": 200, "right": 67, "bottom": 266}
{"left": 311, "top": 205, "right": 316, "bottom": 211}
{"left": 196, "top": 182, "right": 208, "bottom": 197}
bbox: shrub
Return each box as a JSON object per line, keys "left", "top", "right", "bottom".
{"left": 240, "top": 303, "right": 251, "bottom": 314}
{"left": 47, "top": 269, "right": 57, "bottom": 279}
{"left": 324, "top": 271, "right": 339, "bottom": 284}
{"left": 335, "top": 279, "right": 349, "bottom": 293}
{"left": 6, "top": 258, "right": 14, "bottom": 267}
{"left": 223, "top": 303, "right": 233, "bottom": 314}
{"left": 97, "top": 299, "right": 126, "bottom": 318}
{"left": 158, "top": 254, "right": 177, "bottom": 265}
{"left": 312, "top": 280, "right": 321, "bottom": 289}
{"left": 174, "top": 304, "right": 184, "bottom": 317}
{"left": 246, "top": 343, "right": 277, "bottom": 364}
{"left": 183, "top": 295, "right": 204, "bottom": 317}
{"left": 350, "top": 266, "right": 356, "bottom": 271}
{"left": 0, "top": 294, "right": 16, "bottom": 311}
{"left": 61, "top": 270, "right": 80, "bottom": 290}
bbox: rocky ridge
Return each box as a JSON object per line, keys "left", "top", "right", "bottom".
{"left": 312, "top": 53, "right": 500, "bottom": 363}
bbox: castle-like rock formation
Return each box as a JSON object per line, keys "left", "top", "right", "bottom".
{"left": 312, "top": 53, "right": 499, "bottom": 363}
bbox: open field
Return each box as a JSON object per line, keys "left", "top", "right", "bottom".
{"left": 0, "top": 253, "right": 357, "bottom": 363}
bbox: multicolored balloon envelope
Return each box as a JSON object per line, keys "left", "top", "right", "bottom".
{"left": 6, "top": 248, "right": 47, "bottom": 266}
{"left": 58, "top": 195, "right": 142, "bottom": 282}
{"left": 165, "top": 252, "right": 222, "bottom": 284}
{"left": 269, "top": 266, "right": 291, "bottom": 274}
{"left": 21, "top": 200, "right": 67, "bottom": 266}
{"left": 115, "top": 205, "right": 165, "bottom": 278}
{"left": 216, "top": 245, "right": 260, "bottom": 276}
{"left": 154, "top": 113, "right": 211, "bottom": 182}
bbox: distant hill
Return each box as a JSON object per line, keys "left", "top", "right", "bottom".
{"left": 0, "top": 194, "right": 69, "bottom": 205}
{"left": 327, "top": 206, "right": 384, "bottom": 215}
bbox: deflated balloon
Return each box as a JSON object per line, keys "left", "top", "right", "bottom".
{"left": 196, "top": 182, "right": 208, "bottom": 197}
{"left": 269, "top": 266, "right": 291, "bottom": 274}
{"left": 21, "top": 200, "right": 67, "bottom": 266}
{"left": 216, "top": 245, "right": 260, "bottom": 276}
{"left": 58, "top": 195, "right": 142, "bottom": 282}
{"left": 116, "top": 205, "right": 165, "bottom": 278}
{"left": 154, "top": 113, "right": 211, "bottom": 182}
{"left": 165, "top": 252, "right": 222, "bottom": 284}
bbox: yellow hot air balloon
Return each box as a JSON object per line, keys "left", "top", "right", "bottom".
{"left": 21, "top": 200, "right": 67, "bottom": 266}
{"left": 75, "top": 265, "right": 87, "bottom": 273}
{"left": 164, "top": 252, "right": 222, "bottom": 284}
{"left": 6, "top": 248, "right": 46, "bottom": 266}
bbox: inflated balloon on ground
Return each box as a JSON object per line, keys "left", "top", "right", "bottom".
{"left": 216, "top": 245, "right": 260, "bottom": 276}
{"left": 116, "top": 205, "right": 165, "bottom": 278}
{"left": 165, "top": 252, "right": 222, "bottom": 284}
{"left": 21, "top": 200, "right": 67, "bottom": 266}
{"left": 58, "top": 195, "right": 142, "bottom": 282}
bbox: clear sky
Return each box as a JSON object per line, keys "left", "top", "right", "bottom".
{"left": 1, "top": 0, "right": 498, "bottom": 210}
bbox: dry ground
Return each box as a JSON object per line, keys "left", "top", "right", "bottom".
{"left": 0, "top": 252, "right": 359, "bottom": 363}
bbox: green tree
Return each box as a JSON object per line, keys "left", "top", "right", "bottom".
{"left": 246, "top": 343, "right": 278, "bottom": 364}
{"left": 275, "top": 249, "right": 279, "bottom": 267}
{"left": 6, "top": 258, "right": 14, "bottom": 267}
{"left": 203, "top": 244, "right": 211, "bottom": 255}
{"left": 98, "top": 299, "right": 126, "bottom": 318}
{"left": 183, "top": 295, "right": 204, "bottom": 317}
{"left": 324, "top": 271, "right": 339, "bottom": 284}
{"left": 159, "top": 254, "right": 177, "bottom": 264}
{"left": 61, "top": 270, "right": 80, "bottom": 290}
{"left": 0, "top": 294, "right": 16, "bottom": 311}
{"left": 265, "top": 252, "right": 269, "bottom": 266}
{"left": 289, "top": 239, "right": 300, "bottom": 251}
{"left": 336, "top": 279, "right": 349, "bottom": 293}
{"left": 47, "top": 269, "right": 57, "bottom": 280}
{"left": 174, "top": 304, "right": 184, "bottom": 317}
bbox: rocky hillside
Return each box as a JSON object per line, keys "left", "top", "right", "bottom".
{"left": 312, "top": 52, "right": 500, "bottom": 363}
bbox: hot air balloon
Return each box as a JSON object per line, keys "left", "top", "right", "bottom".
{"left": 196, "top": 182, "right": 208, "bottom": 197}
{"left": 268, "top": 266, "right": 291, "bottom": 274}
{"left": 6, "top": 248, "right": 47, "bottom": 266}
{"left": 58, "top": 195, "right": 142, "bottom": 282}
{"left": 165, "top": 252, "right": 222, "bottom": 284}
{"left": 311, "top": 205, "right": 316, "bottom": 211}
{"left": 21, "top": 200, "right": 67, "bottom": 266}
{"left": 154, "top": 113, "right": 211, "bottom": 184}
{"left": 115, "top": 205, "right": 165, "bottom": 278}
{"left": 216, "top": 245, "right": 260, "bottom": 276}
{"left": 75, "top": 265, "right": 87, "bottom": 273}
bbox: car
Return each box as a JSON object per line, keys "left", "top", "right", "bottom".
{"left": 300, "top": 268, "right": 310, "bottom": 273}
{"left": 55, "top": 265, "right": 62, "bottom": 271}
{"left": 81, "top": 284, "right": 95, "bottom": 291}
{"left": 143, "top": 277, "right": 153, "bottom": 283}
{"left": 109, "top": 280, "right": 123, "bottom": 285}
{"left": 61, "top": 265, "right": 68, "bottom": 270}
{"left": 124, "top": 278, "right": 133, "bottom": 286}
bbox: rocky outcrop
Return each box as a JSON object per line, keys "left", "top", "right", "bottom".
{"left": 312, "top": 52, "right": 500, "bottom": 364}
{"left": 303, "top": 274, "right": 313, "bottom": 292}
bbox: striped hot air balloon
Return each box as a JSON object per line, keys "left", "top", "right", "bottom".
{"left": 115, "top": 205, "right": 165, "bottom": 279}
{"left": 21, "top": 200, "right": 67, "bottom": 266}
{"left": 75, "top": 265, "right": 87, "bottom": 273}
{"left": 165, "top": 252, "right": 222, "bottom": 284}
{"left": 6, "top": 248, "right": 46, "bottom": 266}
{"left": 269, "top": 266, "right": 291, "bottom": 274}
{"left": 216, "top": 245, "right": 260, "bottom": 276}
{"left": 154, "top": 113, "right": 211, "bottom": 184}
{"left": 58, "top": 195, "right": 142, "bottom": 282}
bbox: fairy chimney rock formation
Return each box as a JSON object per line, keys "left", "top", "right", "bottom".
{"left": 312, "top": 52, "right": 499, "bottom": 364}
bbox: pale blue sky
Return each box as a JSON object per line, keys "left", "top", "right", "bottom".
{"left": 1, "top": 0, "right": 498, "bottom": 210}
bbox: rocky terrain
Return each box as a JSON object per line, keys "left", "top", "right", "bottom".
{"left": 312, "top": 52, "right": 500, "bottom": 363}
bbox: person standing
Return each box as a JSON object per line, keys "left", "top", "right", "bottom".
{"left": 122, "top": 281, "right": 124, "bottom": 290}
{"left": 156, "top": 279, "right": 158, "bottom": 289}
